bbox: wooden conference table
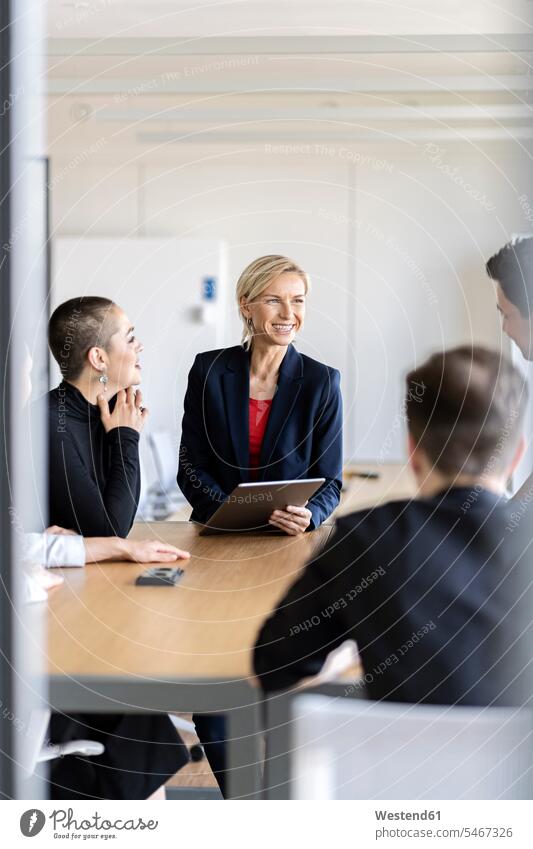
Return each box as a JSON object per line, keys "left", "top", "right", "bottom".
{"left": 46, "top": 463, "right": 414, "bottom": 798}
{"left": 47, "top": 521, "right": 333, "bottom": 799}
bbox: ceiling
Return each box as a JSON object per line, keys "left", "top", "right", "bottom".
{"left": 47, "top": 1, "right": 533, "bottom": 38}
{"left": 45, "top": 2, "right": 533, "bottom": 160}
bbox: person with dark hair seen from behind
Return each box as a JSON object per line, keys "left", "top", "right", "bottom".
{"left": 45, "top": 296, "right": 190, "bottom": 800}
{"left": 255, "top": 346, "right": 531, "bottom": 711}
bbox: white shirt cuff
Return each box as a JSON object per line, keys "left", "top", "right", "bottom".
{"left": 45, "top": 534, "right": 86, "bottom": 567}
{"left": 23, "top": 533, "right": 86, "bottom": 568}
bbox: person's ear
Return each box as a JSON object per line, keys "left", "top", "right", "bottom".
{"left": 86, "top": 346, "right": 107, "bottom": 373}
{"left": 407, "top": 431, "right": 424, "bottom": 477}
{"left": 239, "top": 296, "right": 251, "bottom": 321}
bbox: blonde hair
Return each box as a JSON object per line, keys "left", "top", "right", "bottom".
{"left": 236, "top": 255, "right": 310, "bottom": 349}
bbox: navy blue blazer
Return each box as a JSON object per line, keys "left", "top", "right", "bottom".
{"left": 177, "top": 344, "right": 343, "bottom": 528}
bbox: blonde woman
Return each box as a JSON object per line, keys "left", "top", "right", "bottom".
{"left": 177, "top": 255, "right": 343, "bottom": 797}
{"left": 178, "top": 254, "right": 343, "bottom": 535}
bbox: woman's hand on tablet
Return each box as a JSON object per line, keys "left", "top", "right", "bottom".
{"left": 97, "top": 387, "right": 148, "bottom": 434}
{"left": 269, "top": 504, "right": 312, "bottom": 535}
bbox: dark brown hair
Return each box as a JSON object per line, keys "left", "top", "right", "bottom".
{"left": 48, "top": 296, "right": 116, "bottom": 381}
{"left": 405, "top": 346, "right": 527, "bottom": 476}
{"left": 486, "top": 236, "right": 533, "bottom": 317}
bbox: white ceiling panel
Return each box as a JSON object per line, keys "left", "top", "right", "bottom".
{"left": 47, "top": 1, "right": 533, "bottom": 38}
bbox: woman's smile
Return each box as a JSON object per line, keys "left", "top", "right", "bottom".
{"left": 271, "top": 323, "right": 296, "bottom": 335}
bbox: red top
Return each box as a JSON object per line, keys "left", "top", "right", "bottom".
{"left": 249, "top": 397, "right": 272, "bottom": 474}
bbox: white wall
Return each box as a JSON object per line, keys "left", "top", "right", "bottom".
{"left": 51, "top": 237, "right": 226, "bottom": 490}
{"left": 50, "top": 143, "right": 532, "bottom": 484}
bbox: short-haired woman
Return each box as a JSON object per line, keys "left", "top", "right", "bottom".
{"left": 46, "top": 296, "right": 189, "bottom": 799}
{"left": 177, "top": 255, "right": 343, "bottom": 795}
{"left": 48, "top": 296, "right": 149, "bottom": 537}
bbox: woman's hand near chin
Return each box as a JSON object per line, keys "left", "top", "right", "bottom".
{"left": 97, "top": 386, "right": 148, "bottom": 433}
{"left": 268, "top": 505, "right": 312, "bottom": 535}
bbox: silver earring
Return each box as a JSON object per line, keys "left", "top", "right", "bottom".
{"left": 247, "top": 318, "right": 253, "bottom": 328}
{"left": 99, "top": 372, "right": 108, "bottom": 390}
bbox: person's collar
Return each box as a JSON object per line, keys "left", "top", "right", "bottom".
{"left": 277, "top": 343, "right": 303, "bottom": 382}
{"left": 227, "top": 342, "right": 302, "bottom": 381}
{"left": 425, "top": 483, "right": 505, "bottom": 507}
{"left": 58, "top": 381, "right": 100, "bottom": 419}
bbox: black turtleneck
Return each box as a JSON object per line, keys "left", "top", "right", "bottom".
{"left": 47, "top": 382, "right": 141, "bottom": 537}
{"left": 45, "top": 383, "right": 190, "bottom": 801}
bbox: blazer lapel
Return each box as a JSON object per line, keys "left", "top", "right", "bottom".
{"left": 258, "top": 344, "right": 303, "bottom": 477}
{"left": 222, "top": 348, "right": 250, "bottom": 473}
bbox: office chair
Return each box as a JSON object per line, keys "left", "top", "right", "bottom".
{"left": 289, "top": 694, "right": 532, "bottom": 800}
{"left": 26, "top": 709, "right": 104, "bottom": 775}
{"left": 147, "top": 431, "right": 186, "bottom": 520}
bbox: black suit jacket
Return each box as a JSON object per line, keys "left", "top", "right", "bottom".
{"left": 254, "top": 487, "right": 532, "bottom": 707}
{"left": 177, "top": 344, "right": 343, "bottom": 528}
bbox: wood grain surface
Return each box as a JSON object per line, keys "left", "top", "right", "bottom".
{"left": 47, "top": 523, "right": 333, "bottom": 681}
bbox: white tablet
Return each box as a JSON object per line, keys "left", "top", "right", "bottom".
{"left": 198, "top": 478, "right": 326, "bottom": 535}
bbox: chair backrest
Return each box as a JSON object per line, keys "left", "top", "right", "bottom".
{"left": 148, "top": 430, "right": 178, "bottom": 492}
{"left": 23, "top": 708, "right": 51, "bottom": 776}
{"left": 23, "top": 709, "right": 105, "bottom": 774}
{"left": 290, "top": 695, "right": 532, "bottom": 799}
